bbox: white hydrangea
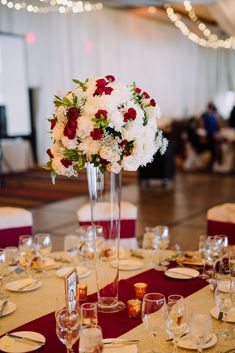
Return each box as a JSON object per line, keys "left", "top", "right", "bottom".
{"left": 61, "top": 136, "right": 77, "bottom": 149}
{"left": 52, "top": 158, "right": 76, "bottom": 177}
{"left": 78, "top": 137, "right": 101, "bottom": 158}
{"left": 76, "top": 115, "right": 93, "bottom": 139}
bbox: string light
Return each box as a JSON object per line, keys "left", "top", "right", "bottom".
{"left": 165, "top": 2, "right": 235, "bottom": 50}
{"left": 0, "top": 0, "right": 103, "bottom": 14}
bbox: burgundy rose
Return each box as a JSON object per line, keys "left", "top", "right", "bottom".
{"left": 150, "top": 99, "right": 156, "bottom": 107}
{"left": 67, "top": 118, "right": 77, "bottom": 129}
{"left": 142, "top": 91, "right": 150, "bottom": 99}
{"left": 119, "top": 139, "right": 128, "bottom": 148}
{"left": 64, "top": 124, "right": 76, "bottom": 140}
{"left": 94, "top": 87, "right": 105, "bottom": 96}
{"left": 95, "top": 110, "right": 108, "bottom": 119}
{"left": 47, "top": 149, "right": 53, "bottom": 159}
{"left": 90, "top": 128, "right": 103, "bottom": 140}
{"left": 125, "top": 150, "right": 131, "bottom": 156}
{"left": 67, "top": 107, "right": 79, "bottom": 119}
{"left": 104, "top": 86, "right": 113, "bottom": 95}
{"left": 123, "top": 108, "right": 137, "bottom": 123}
{"left": 105, "top": 75, "right": 115, "bottom": 82}
{"left": 135, "top": 87, "right": 141, "bottom": 94}
{"left": 100, "top": 157, "right": 109, "bottom": 166}
{"left": 50, "top": 119, "right": 57, "bottom": 130}
{"left": 61, "top": 159, "right": 72, "bottom": 168}
{"left": 96, "top": 78, "right": 107, "bottom": 87}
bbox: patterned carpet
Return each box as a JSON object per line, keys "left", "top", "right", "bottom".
{"left": 0, "top": 167, "right": 137, "bottom": 208}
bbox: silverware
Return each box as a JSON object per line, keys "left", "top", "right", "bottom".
{"left": 6, "top": 333, "right": 45, "bottom": 345}
{"left": 103, "top": 339, "right": 139, "bottom": 346}
{"left": 0, "top": 299, "right": 8, "bottom": 316}
{"left": 220, "top": 348, "right": 235, "bottom": 353}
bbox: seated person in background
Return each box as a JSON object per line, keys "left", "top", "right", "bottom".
{"left": 229, "top": 105, "right": 235, "bottom": 128}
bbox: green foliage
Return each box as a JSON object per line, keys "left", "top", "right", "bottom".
{"left": 72, "top": 79, "right": 88, "bottom": 92}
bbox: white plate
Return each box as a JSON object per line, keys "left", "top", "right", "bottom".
{"left": 0, "top": 331, "right": 45, "bottom": 353}
{"left": 210, "top": 306, "right": 235, "bottom": 323}
{"left": 164, "top": 267, "right": 199, "bottom": 279}
{"left": 5, "top": 279, "right": 42, "bottom": 292}
{"left": 103, "top": 339, "right": 138, "bottom": 353}
{"left": 0, "top": 301, "right": 16, "bottom": 317}
{"left": 111, "top": 259, "right": 143, "bottom": 271}
{"left": 177, "top": 333, "right": 217, "bottom": 350}
{"left": 56, "top": 266, "right": 91, "bottom": 279}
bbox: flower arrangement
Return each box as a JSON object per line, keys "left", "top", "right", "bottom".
{"left": 46, "top": 75, "right": 168, "bottom": 180}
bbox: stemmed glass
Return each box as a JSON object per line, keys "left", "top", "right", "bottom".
{"left": 56, "top": 307, "right": 80, "bottom": 353}
{"left": 189, "top": 313, "right": 212, "bottom": 353}
{"left": 143, "top": 227, "right": 158, "bottom": 267}
{"left": 154, "top": 225, "right": 170, "bottom": 270}
{"left": 79, "top": 325, "right": 103, "bottom": 353}
{"left": 64, "top": 234, "right": 78, "bottom": 265}
{"left": 165, "top": 295, "right": 188, "bottom": 352}
{"left": 18, "top": 235, "right": 35, "bottom": 277}
{"left": 141, "top": 292, "right": 166, "bottom": 353}
{"left": 214, "top": 275, "right": 233, "bottom": 340}
{"left": 35, "top": 233, "right": 52, "bottom": 262}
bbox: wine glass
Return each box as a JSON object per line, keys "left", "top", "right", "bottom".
{"left": 154, "top": 225, "right": 170, "bottom": 270}
{"left": 34, "top": 233, "right": 52, "bottom": 262}
{"left": 142, "top": 227, "right": 158, "bottom": 267}
{"left": 0, "top": 249, "right": 7, "bottom": 296}
{"left": 64, "top": 234, "right": 78, "bottom": 265}
{"left": 189, "top": 312, "right": 212, "bottom": 353}
{"left": 198, "top": 235, "right": 209, "bottom": 279}
{"left": 18, "top": 235, "right": 35, "bottom": 277}
{"left": 79, "top": 325, "right": 103, "bottom": 353}
{"left": 56, "top": 307, "right": 80, "bottom": 353}
{"left": 214, "top": 275, "right": 232, "bottom": 339}
{"left": 141, "top": 292, "right": 166, "bottom": 353}
{"left": 165, "top": 295, "right": 188, "bottom": 352}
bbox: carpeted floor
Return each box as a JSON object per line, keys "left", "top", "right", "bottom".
{"left": 0, "top": 167, "right": 137, "bottom": 208}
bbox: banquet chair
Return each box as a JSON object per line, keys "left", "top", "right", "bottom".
{"left": 0, "top": 207, "right": 33, "bottom": 247}
{"left": 207, "top": 203, "right": 235, "bottom": 244}
{"left": 76, "top": 201, "right": 138, "bottom": 248}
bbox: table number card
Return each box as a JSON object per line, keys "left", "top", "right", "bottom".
{"left": 64, "top": 268, "right": 77, "bottom": 312}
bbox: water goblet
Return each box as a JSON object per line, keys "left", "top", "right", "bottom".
{"left": 214, "top": 275, "right": 233, "bottom": 340}
{"left": 189, "top": 312, "right": 212, "bottom": 353}
{"left": 141, "top": 292, "right": 166, "bottom": 353}
{"left": 18, "top": 235, "right": 34, "bottom": 277}
{"left": 64, "top": 234, "right": 78, "bottom": 265}
{"left": 56, "top": 307, "right": 80, "bottom": 353}
{"left": 154, "top": 225, "right": 170, "bottom": 270}
{"left": 4, "top": 246, "right": 19, "bottom": 272}
{"left": 79, "top": 325, "right": 103, "bottom": 353}
{"left": 142, "top": 227, "right": 158, "bottom": 267}
{"left": 165, "top": 296, "right": 188, "bottom": 352}
{"left": 35, "top": 233, "right": 52, "bottom": 262}
{"left": 81, "top": 302, "right": 98, "bottom": 327}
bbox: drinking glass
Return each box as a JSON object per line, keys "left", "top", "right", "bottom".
{"left": 154, "top": 225, "right": 170, "bottom": 270}
{"left": 34, "top": 233, "right": 52, "bottom": 261}
{"left": 81, "top": 302, "right": 98, "bottom": 327}
{"left": 18, "top": 235, "right": 34, "bottom": 276}
{"left": 64, "top": 234, "right": 78, "bottom": 264}
{"left": 142, "top": 227, "right": 158, "bottom": 267}
{"left": 4, "top": 246, "right": 19, "bottom": 269}
{"left": 214, "top": 276, "right": 232, "bottom": 339}
{"left": 0, "top": 249, "right": 7, "bottom": 296}
{"left": 198, "top": 235, "right": 209, "bottom": 279}
{"left": 141, "top": 292, "right": 166, "bottom": 353}
{"left": 165, "top": 296, "right": 188, "bottom": 352}
{"left": 190, "top": 312, "right": 212, "bottom": 353}
{"left": 79, "top": 325, "right": 103, "bottom": 353}
{"left": 56, "top": 307, "right": 80, "bottom": 353}
{"left": 204, "top": 236, "right": 223, "bottom": 279}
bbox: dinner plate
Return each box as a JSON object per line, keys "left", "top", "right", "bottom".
{"left": 0, "top": 331, "right": 45, "bottom": 353}
{"left": 5, "top": 279, "right": 42, "bottom": 292}
{"left": 56, "top": 266, "right": 91, "bottom": 279}
{"left": 0, "top": 301, "right": 16, "bottom": 317}
{"left": 111, "top": 259, "right": 143, "bottom": 271}
{"left": 103, "top": 339, "right": 138, "bottom": 353}
{"left": 164, "top": 267, "right": 200, "bottom": 279}
{"left": 210, "top": 306, "right": 235, "bottom": 322}
{"left": 177, "top": 333, "right": 217, "bottom": 350}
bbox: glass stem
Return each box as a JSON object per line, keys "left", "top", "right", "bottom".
{"left": 173, "top": 337, "right": 178, "bottom": 352}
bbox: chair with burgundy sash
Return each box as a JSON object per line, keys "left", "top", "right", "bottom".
{"left": 77, "top": 201, "right": 138, "bottom": 248}
{"left": 0, "top": 207, "right": 33, "bottom": 247}
{"left": 207, "top": 203, "right": 235, "bottom": 244}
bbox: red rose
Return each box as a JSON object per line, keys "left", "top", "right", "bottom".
{"left": 125, "top": 150, "right": 131, "bottom": 156}
{"left": 124, "top": 108, "right": 137, "bottom": 123}
{"left": 47, "top": 149, "right": 54, "bottom": 159}
{"left": 64, "top": 125, "right": 76, "bottom": 139}
{"left": 104, "top": 86, "right": 113, "bottom": 95}
{"left": 95, "top": 110, "right": 108, "bottom": 119}
{"left": 67, "top": 118, "right": 77, "bottom": 129}
{"left": 119, "top": 139, "right": 128, "bottom": 148}
{"left": 94, "top": 87, "right": 105, "bottom": 96}
{"left": 61, "top": 159, "right": 72, "bottom": 168}
{"left": 67, "top": 107, "right": 79, "bottom": 119}
{"left": 105, "top": 75, "right": 115, "bottom": 82}
{"left": 100, "top": 157, "right": 109, "bottom": 166}
{"left": 96, "top": 78, "right": 107, "bottom": 87}
{"left": 143, "top": 91, "right": 150, "bottom": 99}
{"left": 150, "top": 99, "right": 156, "bottom": 107}
{"left": 135, "top": 87, "right": 141, "bottom": 94}
{"left": 50, "top": 119, "right": 57, "bottom": 130}
{"left": 90, "top": 128, "right": 103, "bottom": 140}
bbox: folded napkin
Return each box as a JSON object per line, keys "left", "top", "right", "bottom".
{"left": 11, "top": 278, "right": 34, "bottom": 290}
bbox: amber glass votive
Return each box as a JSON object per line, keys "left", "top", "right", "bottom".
{"left": 134, "top": 282, "right": 148, "bottom": 301}
{"left": 127, "top": 299, "right": 142, "bottom": 319}
{"left": 78, "top": 284, "right": 88, "bottom": 301}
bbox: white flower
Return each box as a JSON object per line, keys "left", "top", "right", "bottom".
{"left": 61, "top": 136, "right": 77, "bottom": 149}
{"left": 145, "top": 105, "right": 161, "bottom": 120}
{"left": 109, "top": 82, "right": 131, "bottom": 105}
{"left": 76, "top": 115, "right": 94, "bottom": 139}
{"left": 110, "top": 162, "right": 122, "bottom": 174}
{"left": 51, "top": 143, "right": 64, "bottom": 159}
{"left": 109, "top": 110, "right": 124, "bottom": 132}
{"left": 55, "top": 106, "right": 67, "bottom": 123}
{"left": 78, "top": 137, "right": 101, "bottom": 158}
{"left": 100, "top": 146, "right": 113, "bottom": 161}
{"left": 121, "top": 121, "right": 141, "bottom": 141}
{"left": 52, "top": 158, "right": 76, "bottom": 177}
{"left": 52, "top": 123, "right": 64, "bottom": 141}
{"left": 84, "top": 78, "right": 97, "bottom": 97}
{"left": 122, "top": 155, "right": 141, "bottom": 171}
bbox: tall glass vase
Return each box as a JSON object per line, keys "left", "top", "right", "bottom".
{"left": 87, "top": 163, "right": 125, "bottom": 313}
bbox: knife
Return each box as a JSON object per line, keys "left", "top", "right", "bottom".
{"left": 103, "top": 339, "right": 139, "bottom": 345}
{"left": 6, "top": 333, "right": 45, "bottom": 345}
{"left": 0, "top": 299, "right": 8, "bottom": 316}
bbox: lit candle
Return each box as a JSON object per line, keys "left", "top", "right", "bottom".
{"left": 134, "top": 282, "right": 148, "bottom": 301}
{"left": 127, "top": 299, "right": 142, "bottom": 319}
{"left": 78, "top": 284, "right": 87, "bottom": 301}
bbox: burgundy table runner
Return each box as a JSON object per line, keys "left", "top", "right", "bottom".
{"left": 4, "top": 269, "right": 207, "bottom": 353}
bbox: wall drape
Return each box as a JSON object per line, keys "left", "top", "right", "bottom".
{"left": 0, "top": 7, "right": 235, "bottom": 164}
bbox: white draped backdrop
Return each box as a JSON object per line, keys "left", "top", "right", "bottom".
{"left": 0, "top": 6, "right": 235, "bottom": 164}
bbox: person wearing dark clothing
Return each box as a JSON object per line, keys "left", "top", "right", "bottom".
{"left": 229, "top": 106, "right": 235, "bottom": 128}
